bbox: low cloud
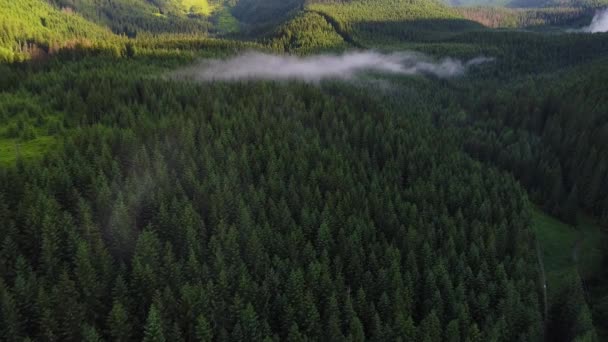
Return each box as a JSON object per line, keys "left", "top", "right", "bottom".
{"left": 582, "top": 8, "right": 608, "bottom": 33}
{"left": 175, "top": 51, "right": 493, "bottom": 82}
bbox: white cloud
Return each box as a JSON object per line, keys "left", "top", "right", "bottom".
{"left": 175, "top": 51, "right": 494, "bottom": 82}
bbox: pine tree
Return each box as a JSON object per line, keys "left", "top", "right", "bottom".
{"left": 418, "top": 311, "right": 442, "bottom": 342}
{"left": 143, "top": 304, "right": 166, "bottom": 342}
{"left": 467, "top": 323, "right": 483, "bottom": 342}
{"left": 81, "top": 323, "right": 103, "bottom": 342}
{"left": 109, "top": 195, "right": 135, "bottom": 261}
{"left": 393, "top": 312, "right": 416, "bottom": 341}
{"left": 325, "top": 293, "right": 344, "bottom": 341}
{"left": 348, "top": 315, "right": 366, "bottom": 342}
{"left": 37, "top": 286, "right": 58, "bottom": 342}
{"left": 195, "top": 314, "right": 213, "bottom": 342}
{"left": 446, "top": 319, "right": 461, "bottom": 342}
{"left": 108, "top": 301, "right": 132, "bottom": 342}
{"left": 287, "top": 323, "right": 305, "bottom": 342}
{"left": 54, "top": 271, "right": 84, "bottom": 342}
{"left": 0, "top": 284, "right": 22, "bottom": 341}
{"left": 74, "top": 242, "right": 100, "bottom": 322}
{"left": 240, "top": 303, "right": 261, "bottom": 341}
{"left": 12, "top": 256, "right": 38, "bottom": 336}
{"left": 40, "top": 212, "right": 62, "bottom": 280}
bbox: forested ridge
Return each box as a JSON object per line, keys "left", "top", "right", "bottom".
{"left": 0, "top": 0, "right": 607, "bottom": 341}
{"left": 0, "top": 0, "right": 116, "bottom": 62}
{"left": 456, "top": 6, "right": 592, "bottom": 28}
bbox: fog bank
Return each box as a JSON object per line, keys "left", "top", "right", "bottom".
{"left": 583, "top": 8, "right": 608, "bottom": 33}
{"left": 176, "top": 51, "right": 493, "bottom": 82}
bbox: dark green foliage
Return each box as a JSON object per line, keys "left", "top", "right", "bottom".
{"left": 196, "top": 315, "right": 213, "bottom": 341}
{"left": 270, "top": 12, "right": 347, "bottom": 53}
{"left": 0, "top": 55, "right": 543, "bottom": 340}
{"left": 449, "top": 59, "right": 608, "bottom": 222}
{"left": 1, "top": 0, "right": 607, "bottom": 340}
{"left": 421, "top": 47, "right": 608, "bottom": 340}
{"left": 233, "top": 0, "right": 303, "bottom": 27}
{"left": 143, "top": 304, "right": 166, "bottom": 342}
{"left": 547, "top": 271, "right": 596, "bottom": 341}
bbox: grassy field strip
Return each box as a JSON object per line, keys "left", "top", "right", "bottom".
{"left": 532, "top": 209, "right": 603, "bottom": 279}
{"left": 532, "top": 207, "right": 605, "bottom": 338}
{"left": 181, "top": 0, "right": 214, "bottom": 15}
{"left": 0, "top": 136, "right": 57, "bottom": 166}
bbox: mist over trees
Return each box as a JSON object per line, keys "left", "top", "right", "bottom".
{"left": 0, "top": 61, "right": 545, "bottom": 341}
{"left": 0, "top": 0, "right": 607, "bottom": 341}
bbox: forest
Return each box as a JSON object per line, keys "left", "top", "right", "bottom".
{"left": 0, "top": 0, "right": 607, "bottom": 341}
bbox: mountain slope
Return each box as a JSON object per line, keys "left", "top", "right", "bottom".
{"left": 44, "top": 0, "right": 306, "bottom": 36}
{"left": 304, "top": 0, "right": 482, "bottom": 46}
{"left": 307, "top": 0, "right": 461, "bottom": 23}
{"left": 233, "top": 0, "right": 303, "bottom": 26}
{"left": 49, "top": 0, "right": 215, "bottom": 36}
{"left": 0, "top": 0, "right": 114, "bottom": 62}
{"left": 448, "top": 0, "right": 608, "bottom": 8}
{"left": 269, "top": 11, "right": 348, "bottom": 52}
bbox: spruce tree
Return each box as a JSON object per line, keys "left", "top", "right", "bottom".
{"left": 143, "top": 304, "right": 165, "bottom": 342}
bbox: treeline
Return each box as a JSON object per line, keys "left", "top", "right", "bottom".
{"left": 0, "top": 31, "right": 265, "bottom": 64}
{"left": 306, "top": 0, "right": 462, "bottom": 38}
{"left": 0, "top": 57, "right": 543, "bottom": 341}
{"left": 457, "top": 6, "right": 591, "bottom": 28}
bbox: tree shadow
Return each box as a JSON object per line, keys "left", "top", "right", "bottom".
{"left": 352, "top": 18, "right": 486, "bottom": 44}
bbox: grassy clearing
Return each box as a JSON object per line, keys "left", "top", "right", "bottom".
{"left": 181, "top": 0, "right": 214, "bottom": 16}
{"left": 532, "top": 207, "right": 607, "bottom": 339}
{"left": 532, "top": 208, "right": 604, "bottom": 290}
{"left": 0, "top": 136, "right": 57, "bottom": 166}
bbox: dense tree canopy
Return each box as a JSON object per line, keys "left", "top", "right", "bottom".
{"left": 0, "top": 0, "right": 607, "bottom": 341}
{"left": 0, "top": 60, "right": 545, "bottom": 340}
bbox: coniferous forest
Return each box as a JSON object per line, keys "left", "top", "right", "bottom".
{"left": 0, "top": 0, "right": 608, "bottom": 341}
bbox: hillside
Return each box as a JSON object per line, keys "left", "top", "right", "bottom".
{"left": 0, "top": 0, "right": 115, "bottom": 62}
{"left": 447, "top": 0, "right": 608, "bottom": 9}
{"left": 307, "top": 0, "right": 460, "bottom": 23}
{"left": 48, "top": 0, "right": 216, "bottom": 35}
{"left": 46, "top": 0, "right": 307, "bottom": 36}
{"left": 304, "top": 0, "right": 484, "bottom": 46}
{"left": 269, "top": 11, "right": 348, "bottom": 53}
{"left": 456, "top": 6, "right": 591, "bottom": 27}
{"left": 233, "top": 0, "right": 303, "bottom": 29}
